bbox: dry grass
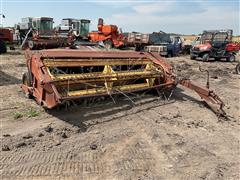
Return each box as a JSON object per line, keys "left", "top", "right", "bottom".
{"left": 233, "top": 36, "right": 240, "bottom": 42}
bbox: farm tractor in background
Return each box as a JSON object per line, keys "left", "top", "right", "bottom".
{"left": 18, "top": 17, "right": 68, "bottom": 50}
{"left": 88, "top": 18, "right": 125, "bottom": 49}
{"left": 190, "top": 30, "right": 240, "bottom": 62}
{"left": 58, "top": 18, "right": 90, "bottom": 41}
{"left": 0, "top": 28, "right": 14, "bottom": 53}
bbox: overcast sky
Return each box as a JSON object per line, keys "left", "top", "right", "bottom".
{"left": 1, "top": 0, "right": 239, "bottom": 35}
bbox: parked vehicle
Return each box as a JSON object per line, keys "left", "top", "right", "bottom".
{"left": 124, "top": 31, "right": 182, "bottom": 57}
{"left": 124, "top": 32, "right": 150, "bottom": 50}
{"left": 88, "top": 18, "right": 124, "bottom": 48}
{"left": 190, "top": 30, "right": 239, "bottom": 61}
{"left": 18, "top": 17, "right": 68, "bottom": 50}
{"left": 58, "top": 18, "right": 90, "bottom": 39}
{"left": 0, "top": 28, "right": 13, "bottom": 53}
{"left": 144, "top": 32, "right": 182, "bottom": 57}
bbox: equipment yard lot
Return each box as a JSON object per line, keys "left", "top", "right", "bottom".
{"left": 0, "top": 52, "right": 240, "bottom": 179}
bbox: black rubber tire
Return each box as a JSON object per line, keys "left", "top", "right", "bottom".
{"left": 22, "top": 72, "right": 33, "bottom": 98}
{"left": 135, "top": 44, "right": 144, "bottom": 51}
{"left": 227, "top": 54, "right": 236, "bottom": 62}
{"left": 104, "top": 39, "right": 113, "bottom": 49}
{"left": 28, "top": 40, "right": 35, "bottom": 50}
{"left": 202, "top": 53, "right": 210, "bottom": 61}
{"left": 9, "top": 46, "right": 15, "bottom": 50}
{"left": 0, "top": 40, "right": 7, "bottom": 54}
{"left": 236, "top": 63, "right": 240, "bottom": 75}
{"left": 190, "top": 55, "right": 196, "bottom": 60}
{"left": 167, "top": 52, "right": 173, "bottom": 58}
{"left": 22, "top": 72, "right": 32, "bottom": 87}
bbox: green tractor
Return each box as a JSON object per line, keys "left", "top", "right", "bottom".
{"left": 20, "top": 17, "right": 67, "bottom": 50}
{"left": 58, "top": 18, "right": 91, "bottom": 44}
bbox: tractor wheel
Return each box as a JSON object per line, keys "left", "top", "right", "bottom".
{"left": 104, "top": 39, "right": 113, "bottom": 49}
{"left": 28, "top": 40, "right": 35, "bottom": 50}
{"left": 22, "top": 72, "right": 32, "bottom": 87}
{"left": 236, "top": 63, "right": 240, "bottom": 75}
{"left": 0, "top": 40, "right": 7, "bottom": 54}
{"left": 202, "top": 53, "right": 210, "bottom": 61}
{"left": 135, "top": 44, "right": 144, "bottom": 51}
{"left": 190, "top": 55, "right": 196, "bottom": 60}
{"left": 22, "top": 72, "right": 33, "bottom": 98}
{"left": 167, "top": 52, "right": 173, "bottom": 58}
{"left": 227, "top": 54, "right": 236, "bottom": 62}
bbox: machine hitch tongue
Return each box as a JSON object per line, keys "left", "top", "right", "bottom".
{"left": 199, "top": 66, "right": 210, "bottom": 89}
{"left": 179, "top": 79, "right": 226, "bottom": 117}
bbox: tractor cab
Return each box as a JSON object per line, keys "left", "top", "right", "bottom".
{"left": 32, "top": 17, "right": 54, "bottom": 37}
{"left": 80, "top": 19, "right": 90, "bottom": 37}
{"left": 210, "top": 30, "right": 232, "bottom": 49}
{"left": 192, "top": 30, "right": 232, "bottom": 48}
{"left": 199, "top": 30, "right": 232, "bottom": 48}
{"left": 190, "top": 29, "right": 237, "bottom": 61}
{"left": 60, "top": 18, "right": 90, "bottom": 38}
{"left": 19, "top": 17, "right": 68, "bottom": 50}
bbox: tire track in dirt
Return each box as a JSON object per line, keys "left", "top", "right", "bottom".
{"left": 98, "top": 114, "right": 174, "bottom": 179}
{"left": 1, "top": 99, "right": 175, "bottom": 179}
{"left": 1, "top": 52, "right": 240, "bottom": 179}
{"left": 133, "top": 113, "right": 176, "bottom": 179}
{"left": 1, "top": 150, "right": 100, "bottom": 165}
{"left": 134, "top": 107, "right": 240, "bottom": 180}
{"left": 2, "top": 162, "right": 106, "bottom": 177}
{"left": 0, "top": 150, "right": 109, "bottom": 179}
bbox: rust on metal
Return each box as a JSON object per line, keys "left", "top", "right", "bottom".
{"left": 22, "top": 50, "right": 173, "bottom": 108}
{"left": 21, "top": 49, "right": 226, "bottom": 116}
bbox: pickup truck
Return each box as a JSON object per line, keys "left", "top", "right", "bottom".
{"left": 145, "top": 35, "right": 182, "bottom": 57}
{"left": 125, "top": 32, "right": 182, "bottom": 57}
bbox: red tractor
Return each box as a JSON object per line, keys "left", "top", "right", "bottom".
{"left": 19, "top": 17, "right": 68, "bottom": 50}
{"left": 0, "top": 28, "right": 13, "bottom": 53}
{"left": 190, "top": 30, "right": 239, "bottom": 62}
{"left": 88, "top": 18, "right": 124, "bottom": 49}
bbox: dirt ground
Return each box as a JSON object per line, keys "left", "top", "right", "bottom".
{"left": 0, "top": 50, "right": 239, "bottom": 180}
